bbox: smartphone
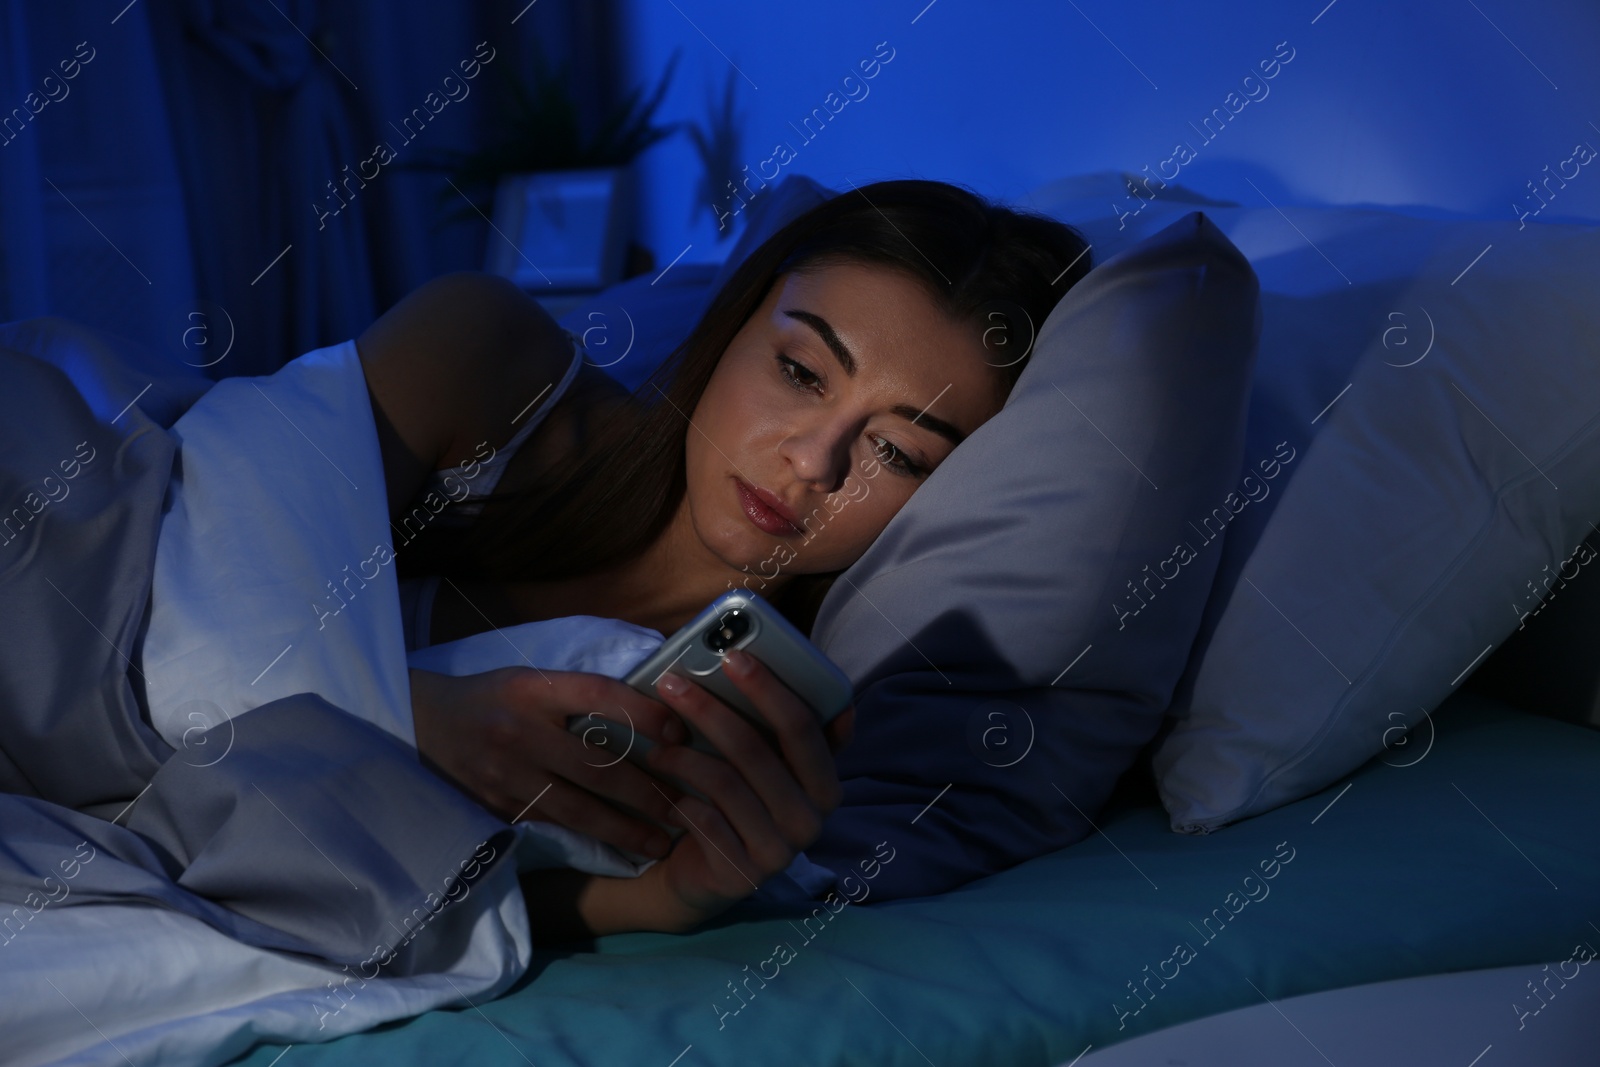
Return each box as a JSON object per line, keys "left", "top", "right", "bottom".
{"left": 565, "top": 590, "right": 854, "bottom": 860}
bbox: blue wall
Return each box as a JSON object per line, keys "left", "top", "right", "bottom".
{"left": 5, "top": 0, "right": 1597, "bottom": 356}
{"left": 619, "top": 0, "right": 1600, "bottom": 267}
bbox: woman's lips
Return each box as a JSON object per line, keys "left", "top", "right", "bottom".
{"left": 735, "top": 477, "right": 803, "bottom": 537}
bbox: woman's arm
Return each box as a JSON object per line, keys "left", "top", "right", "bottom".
{"left": 355, "top": 271, "right": 576, "bottom": 517}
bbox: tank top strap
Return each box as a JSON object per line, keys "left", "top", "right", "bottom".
{"left": 420, "top": 328, "right": 586, "bottom": 514}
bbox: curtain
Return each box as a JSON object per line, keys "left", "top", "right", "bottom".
{"left": 0, "top": 2, "right": 198, "bottom": 354}
{"left": 0, "top": 0, "right": 619, "bottom": 379}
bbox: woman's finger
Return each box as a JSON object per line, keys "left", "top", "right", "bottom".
{"left": 655, "top": 672, "right": 821, "bottom": 851}
{"left": 515, "top": 774, "right": 677, "bottom": 861}
{"left": 480, "top": 697, "right": 688, "bottom": 838}
{"left": 415, "top": 667, "right": 689, "bottom": 860}
{"left": 483, "top": 688, "right": 686, "bottom": 855}
{"left": 658, "top": 790, "right": 765, "bottom": 895}
{"left": 646, "top": 707, "right": 797, "bottom": 874}
{"left": 508, "top": 668, "right": 686, "bottom": 747}
{"left": 715, "top": 651, "right": 842, "bottom": 815}
{"left": 825, "top": 705, "right": 855, "bottom": 753}
{"left": 649, "top": 671, "right": 812, "bottom": 831}
{"left": 554, "top": 724, "right": 688, "bottom": 828}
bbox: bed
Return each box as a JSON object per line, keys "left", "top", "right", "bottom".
{"left": 2, "top": 171, "right": 1597, "bottom": 1066}
{"left": 217, "top": 688, "right": 1600, "bottom": 1067}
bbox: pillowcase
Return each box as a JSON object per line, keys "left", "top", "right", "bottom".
{"left": 803, "top": 210, "right": 1261, "bottom": 899}
{"left": 1024, "top": 177, "right": 1600, "bottom": 831}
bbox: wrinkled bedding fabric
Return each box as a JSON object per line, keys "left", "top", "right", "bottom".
{"left": 0, "top": 344, "right": 529, "bottom": 1065}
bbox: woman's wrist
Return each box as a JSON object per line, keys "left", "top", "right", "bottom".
{"left": 521, "top": 864, "right": 703, "bottom": 944}
{"left": 576, "top": 864, "right": 697, "bottom": 937}
{"left": 408, "top": 667, "right": 447, "bottom": 753}
{"left": 521, "top": 867, "right": 601, "bottom": 945}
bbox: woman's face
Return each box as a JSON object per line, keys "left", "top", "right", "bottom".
{"left": 683, "top": 260, "right": 1004, "bottom": 584}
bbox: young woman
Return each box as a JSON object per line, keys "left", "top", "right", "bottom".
{"left": 359, "top": 179, "right": 1090, "bottom": 942}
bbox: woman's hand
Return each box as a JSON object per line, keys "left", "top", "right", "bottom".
{"left": 409, "top": 666, "right": 691, "bottom": 860}
{"left": 625, "top": 648, "right": 856, "bottom": 933}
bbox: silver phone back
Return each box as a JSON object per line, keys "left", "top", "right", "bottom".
{"left": 623, "top": 590, "right": 853, "bottom": 729}
{"left": 562, "top": 590, "right": 853, "bottom": 862}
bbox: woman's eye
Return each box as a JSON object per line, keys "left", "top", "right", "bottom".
{"left": 776, "top": 353, "right": 821, "bottom": 392}
{"left": 871, "top": 436, "right": 926, "bottom": 478}
{"left": 774, "top": 352, "right": 927, "bottom": 477}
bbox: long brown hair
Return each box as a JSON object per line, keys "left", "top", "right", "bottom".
{"left": 400, "top": 179, "right": 1092, "bottom": 634}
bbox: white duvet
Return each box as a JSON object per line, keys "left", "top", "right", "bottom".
{"left": 5, "top": 338, "right": 825, "bottom": 1066}
{"left": 3, "top": 341, "right": 633, "bottom": 1066}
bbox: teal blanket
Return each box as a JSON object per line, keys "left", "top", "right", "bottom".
{"left": 231, "top": 691, "right": 1600, "bottom": 1065}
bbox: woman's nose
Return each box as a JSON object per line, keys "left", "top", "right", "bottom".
{"left": 782, "top": 416, "right": 856, "bottom": 495}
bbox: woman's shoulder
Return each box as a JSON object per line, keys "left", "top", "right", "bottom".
{"left": 356, "top": 271, "right": 577, "bottom": 516}
{"left": 493, "top": 359, "right": 640, "bottom": 497}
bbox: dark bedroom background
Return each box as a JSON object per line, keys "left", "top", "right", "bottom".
{"left": 0, "top": 0, "right": 622, "bottom": 378}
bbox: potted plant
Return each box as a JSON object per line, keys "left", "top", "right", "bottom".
{"left": 420, "top": 47, "right": 682, "bottom": 290}
{"left": 687, "top": 66, "right": 746, "bottom": 242}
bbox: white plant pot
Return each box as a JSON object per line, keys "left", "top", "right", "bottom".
{"left": 485, "top": 166, "right": 634, "bottom": 290}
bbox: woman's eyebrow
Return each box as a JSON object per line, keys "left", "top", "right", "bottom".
{"left": 893, "top": 401, "right": 966, "bottom": 449}
{"left": 784, "top": 308, "right": 857, "bottom": 376}
{"left": 782, "top": 306, "right": 966, "bottom": 448}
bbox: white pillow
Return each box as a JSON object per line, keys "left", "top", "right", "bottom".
{"left": 1026, "top": 179, "right": 1600, "bottom": 832}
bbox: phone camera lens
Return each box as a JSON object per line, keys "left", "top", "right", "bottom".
{"left": 703, "top": 609, "right": 751, "bottom": 654}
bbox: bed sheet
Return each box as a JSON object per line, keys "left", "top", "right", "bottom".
{"left": 223, "top": 689, "right": 1600, "bottom": 1066}
{"left": 1076, "top": 958, "right": 1600, "bottom": 1065}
